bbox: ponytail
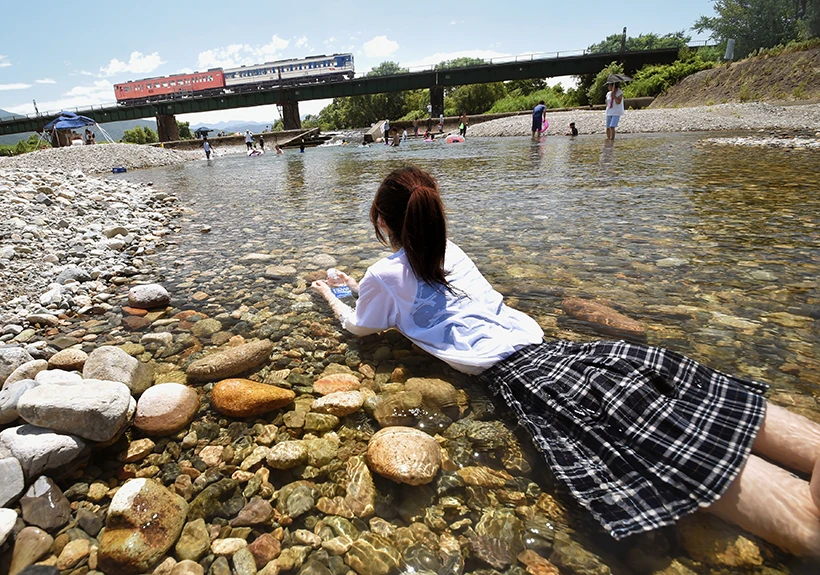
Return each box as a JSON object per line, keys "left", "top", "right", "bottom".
{"left": 371, "top": 166, "right": 451, "bottom": 289}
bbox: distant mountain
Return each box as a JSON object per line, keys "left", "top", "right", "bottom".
{"left": 0, "top": 108, "right": 24, "bottom": 120}
{"left": 191, "top": 120, "right": 273, "bottom": 135}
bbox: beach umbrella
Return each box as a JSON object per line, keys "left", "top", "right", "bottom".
{"left": 606, "top": 73, "right": 633, "bottom": 84}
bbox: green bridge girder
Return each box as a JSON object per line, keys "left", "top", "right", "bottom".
{"left": 0, "top": 48, "right": 681, "bottom": 136}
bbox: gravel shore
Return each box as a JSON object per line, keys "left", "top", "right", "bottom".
{"left": 467, "top": 102, "right": 820, "bottom": 138}
{"left": 0, "top": 143, "right": 201, "bottom": 175}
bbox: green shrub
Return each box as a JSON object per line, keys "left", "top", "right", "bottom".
{"left": 488, "top": 88, "right": 565, "bottom": 113}
{"left": 623, "top": 53, "right": 716, "bottom": 98}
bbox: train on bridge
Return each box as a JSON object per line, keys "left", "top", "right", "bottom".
{"left": 113, "top": 53, "right": 354, "bottom": 105}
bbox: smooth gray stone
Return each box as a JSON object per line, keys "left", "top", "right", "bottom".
{"left": 0, "top": 425, "right": 86, "bottom": 478}
{"left": 0, "top": 379, "right": 39, "bottom": 425}
{"left": 0, "top": 456, "right": 25, "bottom": 506}
{"left": 0, "top": 347, "right": 34, "bottom": 387}
{"left": 20, "top": 476, "right": 71, "bottom": 531}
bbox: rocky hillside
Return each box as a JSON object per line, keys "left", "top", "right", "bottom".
{"left": 652, "top": 47, "right": 820, "bottom": 108}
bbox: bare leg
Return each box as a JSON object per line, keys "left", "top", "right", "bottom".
{"left": 752, "top": 403, "right": 820, "bottom": 474}
{"left": 708, "top": 454, "right": 820, "bottom": 557}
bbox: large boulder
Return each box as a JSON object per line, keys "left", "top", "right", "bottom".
{"left": 17, "top": 380, "right": 132, "bottom": 442}
{"left": 97, "top": 478, "right": 188, "bottom": 575}
{"left": 134, "top": 383, "right": 199, "bottom": 436}
{"left": 0, "top": 425, "right": 86, "bottom": 479}
{"left": 0, "top": 347, "right": 34, "bottom": 387}
{"left": 185, "top": 340, "right": 273, "bottom": 383}
{"left": 211, "top": 379, "right": 294, "bottom": 417}
{"left": 0, "top": 456, "right": 25, "bottom": 506}
{"left": 82, "top": 346, "right": 153, "bottom": 395}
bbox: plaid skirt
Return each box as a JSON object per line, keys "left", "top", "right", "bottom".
{"left": 479, "top": 339, "right": 769, "bottom": 539}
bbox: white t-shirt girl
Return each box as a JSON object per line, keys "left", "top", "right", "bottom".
{"left": 606, "top": 89, "right": 625, "bottom": 116}
{"left": 338, "top": 241, "right": 544, "bottom": 374}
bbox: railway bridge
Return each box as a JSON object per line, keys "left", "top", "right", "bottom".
{"left": 0, "top": 47, "right": 683, "bottom": 141}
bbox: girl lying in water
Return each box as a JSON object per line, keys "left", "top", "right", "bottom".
{"left": 311, "top": 165, "right": 820, "bottom": 557}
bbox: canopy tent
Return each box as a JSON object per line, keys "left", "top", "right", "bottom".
{"left": 43, "top": 111, "right": 115, "bottom": 146}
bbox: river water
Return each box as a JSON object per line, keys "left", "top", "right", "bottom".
{"left": 120, "top": 133, "right": 820, "bottom": 572}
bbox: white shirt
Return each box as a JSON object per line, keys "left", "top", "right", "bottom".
{"left": 339, "top": 241, "right": 544, "bottom": 374}
{"left": 606, "top": 89, "right": 625, "bottom": 116}
{"left": 245, "top": 133, "right": 253, "bottom": 143}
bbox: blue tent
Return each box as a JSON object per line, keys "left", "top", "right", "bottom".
{"left": 43, "top": 111, "right": 96, "bottom": 131}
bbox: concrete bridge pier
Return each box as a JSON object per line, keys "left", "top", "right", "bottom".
{"left": 281, "top": 102, "right": 301, "bottom": 130}
{"left": 429, "top": 86, "right": 444, "bottom": 118}
{"left": 156, "top": 113, "right": 179, "bottom": 143}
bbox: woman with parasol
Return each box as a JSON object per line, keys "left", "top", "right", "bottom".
{"left": 605, "top": 73, "right": 631, "bottom": 140}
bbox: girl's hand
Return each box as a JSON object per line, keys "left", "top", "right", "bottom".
{"left": 336, "top": 270, "right": 360, "bottom": 292}
{"left": 311, "top": 280, "right": 332, "bottom": 299}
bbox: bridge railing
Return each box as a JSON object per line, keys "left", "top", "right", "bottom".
{"left": 0, "top": 102, "right": 122, "bottom": 122}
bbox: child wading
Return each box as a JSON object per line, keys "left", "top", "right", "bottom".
{"left": 312, "top": 166, "right": 820, "bottom": 558}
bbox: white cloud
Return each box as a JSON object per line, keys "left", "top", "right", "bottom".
{"left": 36, "top": 78, "right": 57, "bottom": 84}
{"left": 6, "top": 80, "right": 114, "bottom": 115}
{"left": 100, "top": 52, "right": 165, "bottom": 76}
{"left": 176, "top": 67, "right": 194, "bottom": 75}
{"left": 0, "top": 83, "right": 31, "bottom": 91}
{"left": 197, "top": 35, "right": 290, "bottom": 69}
{"left": 295, "top": 36, "right": 309, "bottom": 49}
{"left": 363, "top": 36, "right": 398, "bottom": 58}
{"left": 402, "top": 49, "right": 511, "bottom": 70}
{"left": 324, "top": 36, "right": 336, "bottom": 46}
{"left": 0, "top": 55, "right": 11, "bottom": 68}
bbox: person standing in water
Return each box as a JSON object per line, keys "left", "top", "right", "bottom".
{"left": 605, "top": 82, "right": 624, "bottom": 140}
{"left": 245, "top": 130, "right": 253, "bottom": 150}
{"left": 532, "top": 100, "right": 547, "bottom": 139}
{"left": 202, "top": 137, "right": 212, "bottom": 159}
{"left": 259, "top": 135, "right": 265, "bottom": 152}
{"left": 312, "top": 165, "right": 820, "bottom": 559}
{"left": 459, "top": 111, "right": 468, "bottom": 137}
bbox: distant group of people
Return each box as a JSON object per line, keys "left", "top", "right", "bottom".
{"left": 83, "top": 129, "right": 96, "bottom": 145}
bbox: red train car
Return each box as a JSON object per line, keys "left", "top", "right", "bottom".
{"left": 114, "top": 70, "right": 225, "bottom": 105}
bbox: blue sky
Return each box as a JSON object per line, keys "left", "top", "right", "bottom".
{"left": 0, "top": 0, "right": 716, "bottom": 124}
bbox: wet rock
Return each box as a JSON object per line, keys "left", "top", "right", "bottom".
{"left": 0, "top": 456, "right": 25, "bottom": 506}
{"left": 0, "top": 379, "right": 39, "bottom": 425}
{"left": 9, "top": 526, "right": 54, "bottom": 575}
{"left": 518, "top": 550, "right": 561, "bottom": 575}
{"left": 372, "top": 391, "right": 423, "bottom": 427}
{"left": 47, "top": 348, "right": 88, "bottom": 371}
{"left": 187, "top": 478, "right": 238, "bottom": 521}
{"left": 677, "top": 513, "right": 763, "bottom": 567}
{"left": 17, "top": 380, "right": 132, "bottom": 442}
{"left": 55, "top": 538, "right": 90, "bottom": 570}
{"left": 97, "top": 478, "right": 188, "bottom": 575}
{"left": 186, "top": 340, "right": 274, "bottom": 383}
{"left": 211, "top": 537, "right": 247, "bottom": 555}
{"left": 263, "top": 264, "right": 297, "bottom": 278}
{"left": 561, "top": 298, "right": 646, "bottom": 338}
{"left": 470, "top": 534, "right": 514, "bottom": 570}
{"left": 82, "top": 346, "right": 154, "bottom": 395}
{"left": 312, "top": 373, "right": 361, "bottom": 395}
{"left": 0, "top": 347, "right": 35, "bottom": 386}
{"left": 20, "top": 476, "right": 71, "bottom": 531}
{"left": 175, "top": 518, "right": 210, "bottom": 561}
{"left": 550, "top": 532, "right": 611, "bottom": 575}
{"left": 277, "top": 482, "right": 314, "bottom": 519}
{"left": 344, "top": 532, "right": 400, "bottom": 575}
{"left": 4, "top": 359, "right": 48, "bottom": 388}
{"left": 233, "top": 547, "right": 258, "bottom": 575}
{"left": 128, "top": 284, "right": 170, "bottom": 309}
{"left": 405, "top": 377, "right": 461, "bottom": 417}
{"left": 211, "top": 379, "right": 294, "bottom": 417}
{"left": 170, "top": 560, "right": 205, "bottom": 575}
{"left": 76, "top": 508, "right": 104, "bottom": 537}
{"left": 266, "top": 440, "right": 308, "bottom": 469}
{"left": 366, "top": 426, "right": 442, "bottom": 485}
{"left": 134, "top": 383, "right": 199, "bottom": 436}
{"left": 123, "top": 438, "right": 155, "bottom": 462}
{"left": 304, "top": 412, "right": 339, "bottom": 432}
{"left": 0, "top": 425, "right": 86, "bottom": 478}
{"left": 230, "top": 498, "right": 273, "bottom": 526}
{"left": 190, "top": 318, "right": 222, "bottom": 338}
{"left": 456, "top": 465, "right": 513, "bottom": 488}
{"left": 248, "top": 533, "right": 281, "bottom": 567}
{"left": 311, "top": 390, "right": 364, "bottom": 417}
{"left": 344, "top": 455, "right": 375, "bottom": 518}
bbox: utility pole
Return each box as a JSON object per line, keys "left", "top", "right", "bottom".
{"left": 620, "top": 27, "right": 627, "bottom": 54}
{"left": 33, "top": 99, "right": 40, "bottom": 116}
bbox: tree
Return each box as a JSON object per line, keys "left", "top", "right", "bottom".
{"left": 694, "top": 0, "right": 807, "bottom": 58}
{"left": 177, "top": 121, "right": 192, "bottom": 139}
{"left": 587, "top": 62, "right": 625, "bottom": 105}
{"left": 366, "top": 61, "right": 409, "bottom": 77}
{"left": 507, "top": 78, "right": 548, "bottom": 96}
{"left": 122, "top": 126, "right": 158, "bottom": 145}
{"left": 435, "top": 57, "right": 487, "bottom": 70}
{"left": 587, "top": 31, "right": 690, "bottom": 54}
{"left": 445, "top": 83, "right": 507, "bottom": 115}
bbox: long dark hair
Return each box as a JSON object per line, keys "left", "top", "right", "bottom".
{"left": 370, "top": 166, "right": 450, "bottom": 289}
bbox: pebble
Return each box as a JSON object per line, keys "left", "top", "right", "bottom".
{"left": 20, "top": 476, "right": 71, "bottom": 531}
{"left": 210, "top": 378, "right": 295, "bottom": 417}
{"left": 185, "top": 340, "right": 274, "bottom": 383}
{"left": 9, "top": 526, "right": 54, "bottom": 574}
{"left": 366, "top": 426, "right": 442, "bottom": 485}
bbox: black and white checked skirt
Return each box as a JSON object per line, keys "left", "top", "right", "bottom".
{"left": 479, "top": 339, "right": 769, "bottom": 539}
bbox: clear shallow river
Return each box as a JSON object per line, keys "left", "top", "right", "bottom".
{"left": 119, "top": 133, "right": 820, "bottom": 573}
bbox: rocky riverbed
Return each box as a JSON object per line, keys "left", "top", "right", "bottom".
{"left": 0, "top": 144, "right": 201, "bottom": 175}
{"left": 0, "top": 162, "right": 814, "bottom": 575}
{"left": 467, "top": 102, "right": 820, "bottom": 138}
